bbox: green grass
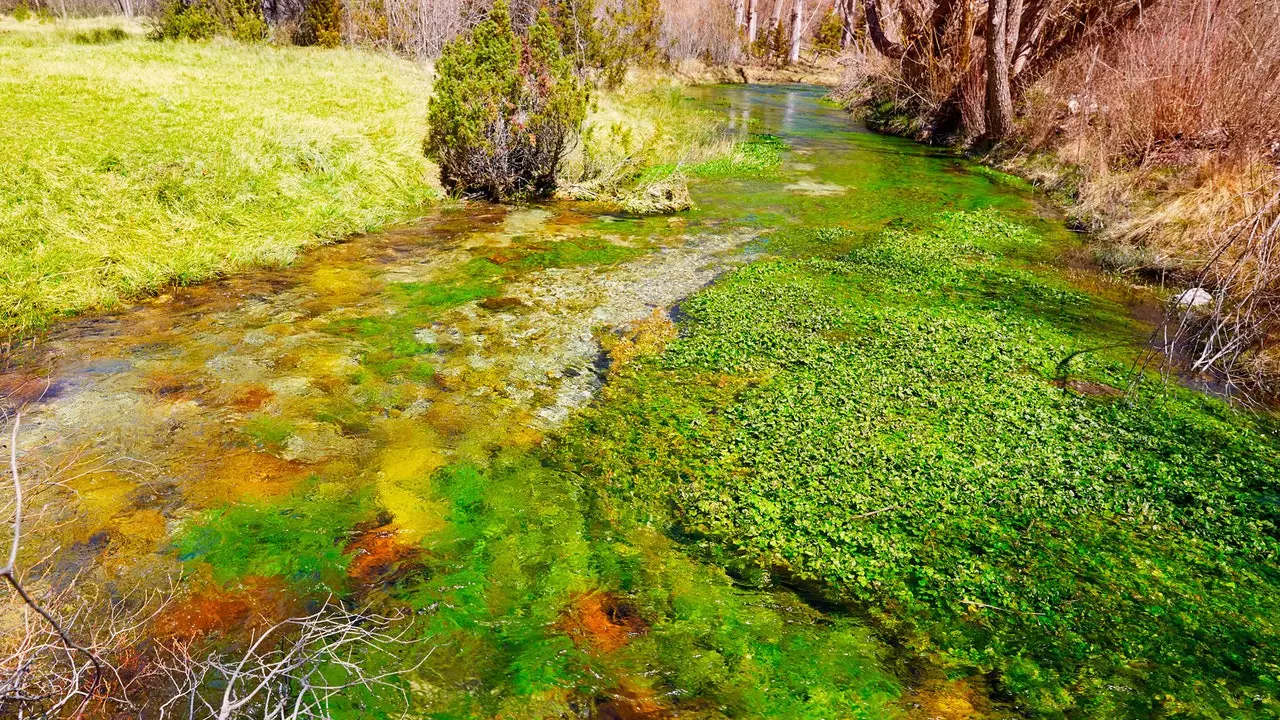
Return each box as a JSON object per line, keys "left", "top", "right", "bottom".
{"left": 559, "top": 209, "right": 1280, "bottom": 717}
{"left": 0, "top": 22, "right": 438, "bottom": 340}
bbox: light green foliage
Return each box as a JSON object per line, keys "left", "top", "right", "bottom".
{"left": 562, "top": 207, "right": 1280, "bottom": 716}
{"left": 240, "top": 414, "right": 297, "bottom": 450}
{"left": 690, "top": 133, "right": 786, "bottom": 178}
{"left": 0, "top": 31, "right": 436, "bottom": 341}
{"left": 12, "top": 0, "right": 30, "bottom": 21}
{"left": 425, "top": 1, "right": 588, "bottom": 200}
{"left": 561, "top": 85, "right": 735, "bottom": 207}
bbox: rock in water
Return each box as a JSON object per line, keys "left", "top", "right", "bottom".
{"left": 1173, "top": 287, "right": 1213, "bottom": 308}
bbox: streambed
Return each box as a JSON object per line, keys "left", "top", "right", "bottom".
{"left": 0, "top": 86, "right": 1165, "bottom": 717}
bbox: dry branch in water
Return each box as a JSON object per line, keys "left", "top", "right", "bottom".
{"left": 0, "top": 412, "right": 104, "bottom": 717}
{"left": 154, "top": 599, "right": 423, "bottom": 720}
{"left": 1150, "top": 177, "right": 1280, "bottom": 397}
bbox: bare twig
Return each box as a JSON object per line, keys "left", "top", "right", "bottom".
{"left": 1, "top": 412, "right": 104, "bottom": 716}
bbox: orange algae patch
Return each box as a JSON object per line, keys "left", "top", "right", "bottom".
{"left": 0, "top": 371, "right": 53, "bottom": 405}
{"left": 905, "top": 678, "right": 990, "bottom": 720}
{"left": 597, "top": 679, "right": 672, "bottom": 720}
{"left": 144, "top": 371, "right": 203, "bottom": 400}
{"left": 99, "top": 508, "right": 168, "bottom": 575}
{"left": 559, "top": 592, "right": 647, "bottom": 653}
{"left": 190, "top": 450, "right": 308, "bottom": 504}
{"left": 229, "top": 383, "right": 275, "bottom": 412}
{"left": 344, "top": 524, "right": 422, "bottom": 588}
{"left": 152, "top": 576, "right": 298, "bottom": 643}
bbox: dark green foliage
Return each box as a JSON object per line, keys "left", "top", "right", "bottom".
{"left": 72, "top": 27, "right": 128, "bottom": 44}
{"left": 148, "top": 0, "right": 220, "bottom": 41}
{"left": 812, "top": 9, "right": 843, "bottom": 55}
{"left": 12, "top": 0, "right": 30, "bottom": 21}
{"left": 605, "top": 0, "right": 662, "bottom": 65}
{"left": 751, "top": 21, "right": 791, "bottom": 65}
{"left": 561, "top": 209, "right": 1280, "bottom": 717}
{"left": 222, "top": 0, "right": 269, "bottom": 43}
{"left": 294, "top": 0, "right": 342, "bottom": 48}
{"left": 425, "top": 0, "right": 588, "bottom": 200}
{"left": 147, "top": 0, "right": 265, "bottom": 42}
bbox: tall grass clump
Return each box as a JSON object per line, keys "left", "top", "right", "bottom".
{"left": 71, "top": 26, "right": 128, "bottom": 43}
{"left": 558, "top": 79, "right": 736, "bottom": 212}
{"left": 0, "top": 30, "right": 437, "bottom": 342}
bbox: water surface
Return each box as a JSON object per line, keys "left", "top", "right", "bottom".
{"left": 0, "top": 85, "right": 1146, "bottom": 717}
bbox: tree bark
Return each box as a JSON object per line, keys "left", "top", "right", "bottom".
{"left": 789, "top": 0, "right": 804, "bottom": 63}
{"left": 984, "top": 0, "right": 1015, "bottom": 139}
{"left": 863, "top": 0, "right": 903, "bottom": 58}
{"left": 747, "top": 0, "right": 759, "bottom": 42}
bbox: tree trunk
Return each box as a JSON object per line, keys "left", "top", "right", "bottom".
{"left": 789, "top": 0, "right": 804, "bottom": 63}
{"left": 840, "top": 0, "right": 861, "bottom": 47}
{"left": 984, "top": 0, "right": 1015, "bottom": 139}
{"left": 735, "top": 0, "right": 746, "bottom": 29}
{"left": 747, "top": 0, "right": 759, "bottom": 42}
{"left": 863, "top": 0, "right": 904, "bottom": 58}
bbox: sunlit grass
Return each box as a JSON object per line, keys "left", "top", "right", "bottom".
{"left": 0, "top": 23, "right": 439, "bottom": 340}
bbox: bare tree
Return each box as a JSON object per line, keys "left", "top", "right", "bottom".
{"left": 788, "top": 0, "right": 804, "bottom": 61}
{"left": 0, "top": 413, "right": 104, "bottom": 717}
{"left": 859, "top": 0, "right": 1164, "bottom": 140}
{"left": 984, "top": 0, "right": 1013, "bottom": 137}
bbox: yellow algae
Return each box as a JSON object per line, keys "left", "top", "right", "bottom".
{"left": 187, "top": 450, "right": 309, "bottom": 504}
{"left": 307, "top": 266, "right": 377, "bottom": 306}
{"left": 375, "top": 419, "right": 448, "bottom": 543}
{"left": 66, "top": 471, "right": 137, "bottom": 540}
{"left": 100, "top": 508, "right": 168, "bottom": 575}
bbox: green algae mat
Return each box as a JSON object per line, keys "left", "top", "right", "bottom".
{"left": 2, "top": 85, "right": 1278, "bottom": 718}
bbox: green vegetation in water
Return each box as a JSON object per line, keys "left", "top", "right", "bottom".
{"left": 559, "top": 206, "right": 1280, "bottom": 717}
{"left": 240, "top": 414, "right": 297, "bottom": 450}
{"left": 324, "top": 236, "right": 645, "bottom": 385}
{"left": 175, "top": 483, "right": 368, "bottom": 590}
{"left": 174, "top": 453, "right": 901, "bottom": 717}
{"left": 691, "top": 133, "right": 787, "bottom": 179}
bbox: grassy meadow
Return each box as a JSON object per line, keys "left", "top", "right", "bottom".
{"left": 0, "top": 17, "right": 439, "bottom": 341}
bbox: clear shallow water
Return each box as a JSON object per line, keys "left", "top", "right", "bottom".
{"left": 0, "top": 85, "right": 1148, "bottom": 717}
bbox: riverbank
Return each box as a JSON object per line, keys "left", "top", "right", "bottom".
{"left": 0, "top": 19, "right": 439, "bottom": 342}
{"left": 0, "top": 18, "right": 742, "bottom": 347}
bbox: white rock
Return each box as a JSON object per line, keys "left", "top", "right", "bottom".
{"left": 1174, "top": 287, "right": 1213, "bottom": 308}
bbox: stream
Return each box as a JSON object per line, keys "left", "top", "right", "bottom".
{"left": 0, "top": 85, "right": 1152, "bottom": 717}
